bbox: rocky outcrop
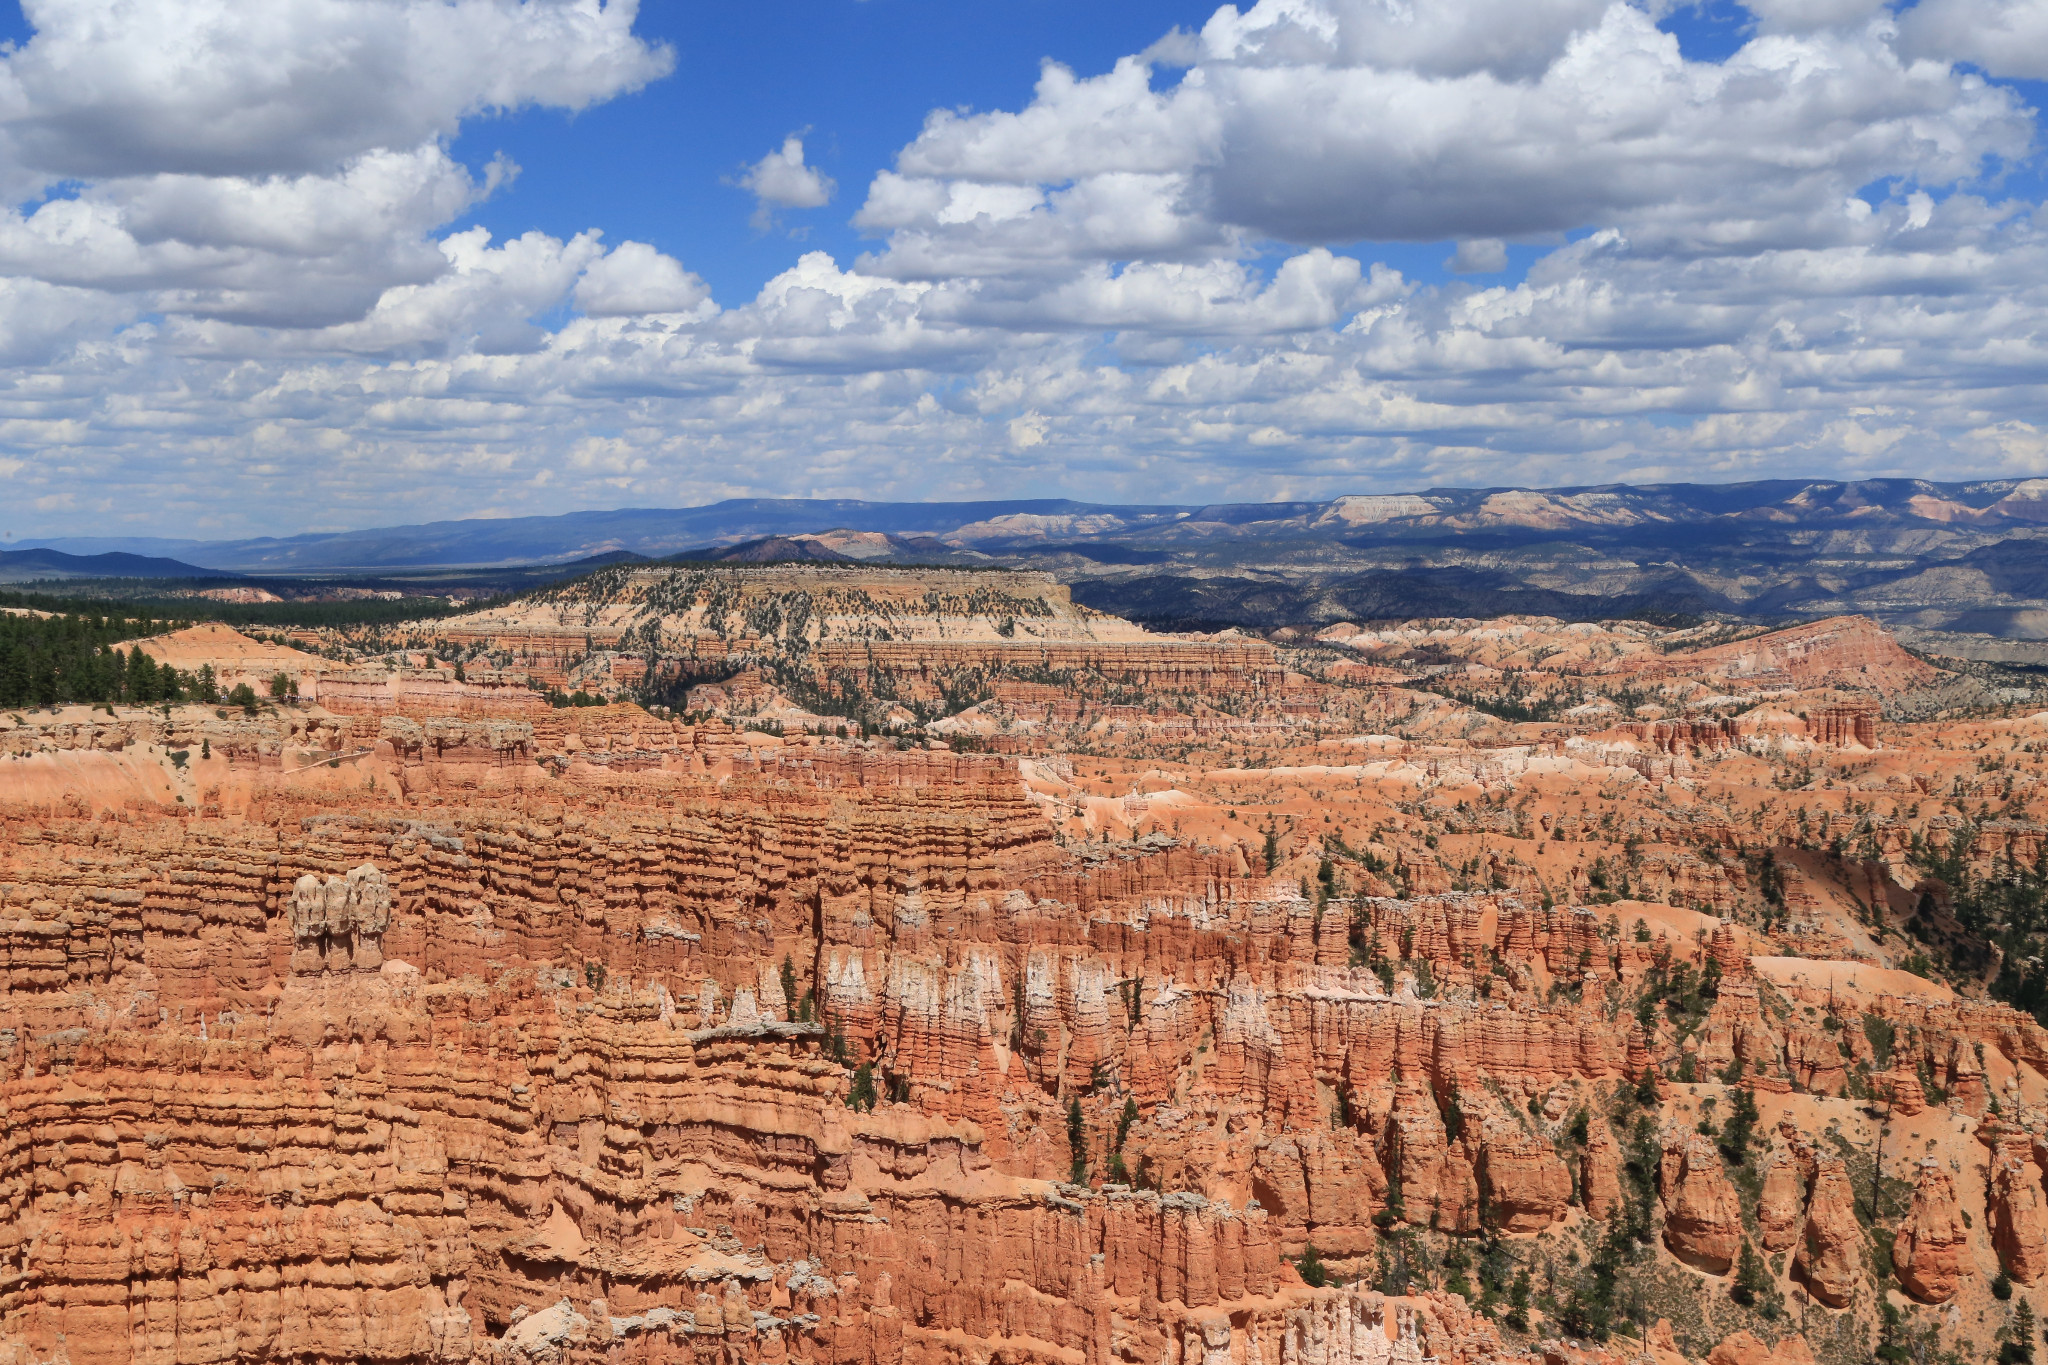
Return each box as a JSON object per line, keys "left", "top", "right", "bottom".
{"left": 1992, "top": 1148, "right": 2048, "bottom": 1286}
{"left": 1756, "top": 1154, "right": 1806, "bottom": 1253}
{"left": 1893, "top": 1158, "right": 1969, "bottom": 1303}
{"left": 1660, "top": 1132, "right": 1742, "bottom": 1273}
{"left": 1708, "top": 1330, "right": 1818, "bottom": 1365}
{"left": 1809, "top": 704, "right": 1877, "bottom": 748}
{"left": 1579, "top": 1119, "right": 1624, "bottom": 1220}
{"left": 1477, "top": 1124, "right": 1571, "bottom": 1234}
{"left": 1682, "top": 615, "right": 1941, "bottom": 695}
{"left": 320, "top": 665, "right": 544, "bottom": 714}
{"left": 1942, "top": 1036, "right": 1990, "bottom": 1116}
{"left": 1874, "top": 1056, "right": 1928, "bottom": 1116}
{"left": 1783, "top": 1023, "right": 1848, "bottom": 1096}
{"left": 1792, "top": 1157, "right": 1865, "bottom": 1308}
{"left": 9, "top": 600, "right": 2048, "bottom": 1365}
{"left": 289, "top": 862, "right": 393, "bottom": 973}
{"left": 814, "top": 639, "right": 1287, "bottom": 696}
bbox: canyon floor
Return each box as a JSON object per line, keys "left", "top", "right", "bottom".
{"left": 3, "top": 565, "right": 2045, "bottom": 1365}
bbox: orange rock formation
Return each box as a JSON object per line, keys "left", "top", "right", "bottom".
{"left": 4, "top": 594, "right": 2047, "bottom": 1365}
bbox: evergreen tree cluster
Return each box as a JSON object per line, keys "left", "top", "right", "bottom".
{"left": 1979, "top": 847, "right": 2048, "bottom": 1024}
{"left": 0, "top": 586, "right": 465, "bottom": 632}
{"left": 0, "top": 611, "right": 214, "bottom": 708}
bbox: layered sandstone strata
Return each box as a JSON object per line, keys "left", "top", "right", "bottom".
{"left": 412, "top": 565, "right": 1281, "bottom": 698}
{"left": 0, "top": 744, "right": 1544, "bottom": 1365}
{"left": 5, "top": 593, "right": 2048, "bottom": 1365}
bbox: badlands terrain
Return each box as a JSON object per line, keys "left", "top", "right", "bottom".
{"left": 2, "top": 564, "right": 2047, "bottom": 1365}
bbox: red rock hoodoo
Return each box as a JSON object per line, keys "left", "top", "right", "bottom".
{"left": 2, "top": 581, "right": 2044, "bottom": 1365}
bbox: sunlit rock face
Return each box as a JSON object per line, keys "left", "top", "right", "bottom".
{"left": 2, "top": 601, "right": 2045, "bottom": 1365}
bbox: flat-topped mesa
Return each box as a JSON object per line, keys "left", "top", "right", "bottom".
{"left": 435, "top": 563, "right": 1132, "bottom": 649}
{"left": 1320, "top": 612, "right": 1940, "bottom": 699}
{"left": 288, "top": 862, "right": 392, "bottom": 973}
{"left": 417, "top": 563, "right": 1280, "bottom": 695}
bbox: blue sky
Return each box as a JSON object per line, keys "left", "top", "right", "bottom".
{"left": 447, "top": 0, "right": 1219, "bottom": 304}
{"left": 437, "top": 0, "right": 1673, "bottom": 304}
{"left": 434, "top": 0, "right": 2048, "bottom": 308}
{"left": 0, "top": 0, "right": 2041, "bottom": 537}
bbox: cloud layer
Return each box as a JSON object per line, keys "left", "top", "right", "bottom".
{"left": 1, "top": 0, "right": 2046, "bottom": 536}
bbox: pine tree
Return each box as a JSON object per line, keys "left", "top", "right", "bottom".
{"left": 2004, "top": 1298, "right": 2038, "bottom": 1365}
{"left": 1263, "top": 827, "right": 1280, "bottom": 873}
{"left": 1731, "top": 1239, "right": 1769, "bottom": 1306}
{"left": 780, "top": 956, "right": 798, "bottom": 1022}
{"left": 1505, "top": 1268, "right": 1531, "bottom": 1333}
{"left": 1878, "top": 1300, "right": 1912, "bottom": 1365}
{"left": 847, "top": 1063, "right": 877, "bottom": 1112}
{"left": 1442, "top": 1242, "right": 1473, "bottom": 1300}
{"left": 1296, "top": 1242, "right": 1329, "bottom": 1288}
{"left": 1376, "top": 1123, "right": 1406, "bottom": 1227}
{"left": 1067, "top": 1098, "right": 1087, "bottom": 1184}
{"left": 0, "top": 650, "right": 28, "bottom": 707}
{"left": 1559, "top": 1225, "right": 1620, "bottom": 1342}
{"left": 1440, "top": 1089, "right": 1465, "bottom": 1143}
{"left": 1720, "top": 1086, "right": 1760, "bottom": 1166}
{"left": 125, "top": 647, "right": 157, "bottom": 704}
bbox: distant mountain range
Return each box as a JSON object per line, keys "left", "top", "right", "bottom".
{"left": 13, "top": 478, "right": 2048, "bottom": 653}
{"left": 19, "top": 479, "right": 2048, "bottom": 573}
{"left": 0, "top": 546, "right": 225, "bottom": 582}
{"left": 13, "top": 499, "right": 1167, "bottom": 573}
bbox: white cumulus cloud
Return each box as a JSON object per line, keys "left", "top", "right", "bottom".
{"left": 738, "top": 136, "right": 837, "bottom": 232}
{"left": 868, "top": 0, "right": 2027, "bottom": 269}
{"left": 0, "top": 0, "right": 672, "bottom": 185}
{"left": 0, "top": 0, "right": 2047, "bottom": 538}
{"left": 1897, "top": 0, "right": 2048, "bottom": 79}
{"left": 574, "top": 241, "right": 714, "bottom": 317}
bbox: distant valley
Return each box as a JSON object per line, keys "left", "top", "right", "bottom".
{"left": 15, "top": 477, "right": 2048, "bottom": 659}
